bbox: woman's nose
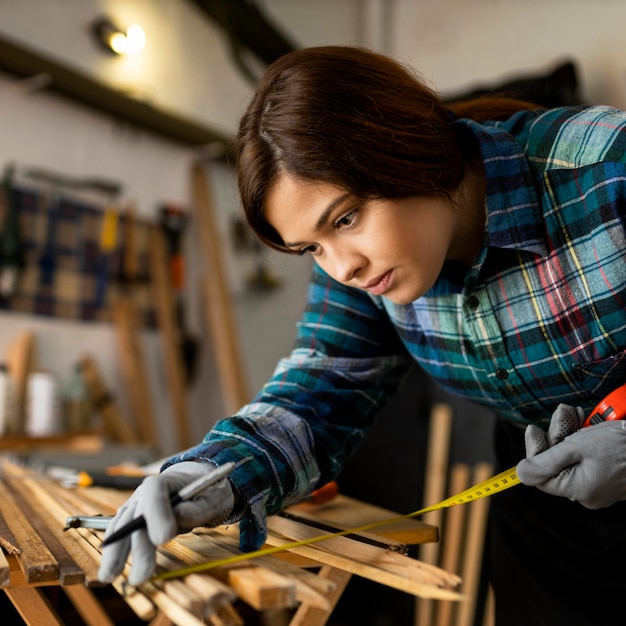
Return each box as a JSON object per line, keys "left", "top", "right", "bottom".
{"left": 329, "top": 249, "right": 364, "bottom": 283}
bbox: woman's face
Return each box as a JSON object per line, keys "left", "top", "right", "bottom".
{"left": 264, "top": 173, "right": 474, "bottom": 305}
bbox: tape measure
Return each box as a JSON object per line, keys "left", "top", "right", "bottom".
{"left": 153, "top": 465, "right": 520, "bottom": 582}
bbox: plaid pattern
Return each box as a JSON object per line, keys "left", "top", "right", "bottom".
{"left": 169, "top": 105, "right": 626, "bottom": 550}
{"left": 0, "top": 186, "right": 156, "bottom": 327}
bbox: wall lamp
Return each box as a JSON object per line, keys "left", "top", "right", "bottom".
{"left": 91, "top": 17, "right": 146, "bottom": 55}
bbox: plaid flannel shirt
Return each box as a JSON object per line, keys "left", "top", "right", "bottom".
{"left": 167, "top": 105, "right": 626, "bottom": 549}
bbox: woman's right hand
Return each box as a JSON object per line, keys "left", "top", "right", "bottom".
{"left": 97, "top": 460, "right": 236, "bottom": 585}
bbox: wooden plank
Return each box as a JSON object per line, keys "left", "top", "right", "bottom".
{"left": 80, "top": 355, "right": 139, "bottom": 444}
{"left": 5, "top": 554, "right": 59, "bottom": 588}
{"left": 4, "top": 330, "right": 35, "bottom": 433}
{"left": 149, "top": 614, "right": 175, "bottom": 626}
{"left": 435, "top": 463, "right": 471, "bottom": 626}
{"left": 15, "top": 475, "right": 104, "bottom": 586}
{"left": 286, "top": 494, "right": 438, "bottom": 546}
{"left": 4, "top": 587, "right": 63, "bottom": 625}
{"left": 64, "top": 585, "right": 115, "bottom": 626}
{"left": 456, "top": 463, "right": 492, "bottom": 626}
{"left": 149, "top": 225, "right": 191, "bottom": 450}
{"left": 288, "top": 566, "right": 351, "bottom": 626}
{"left": 262, "top": 532, "right": 463, "bottom": 601}
{"left": 0, "top": 480, "right": 59, "bottom": 583}
{"left": 2, "top": 475, "right": 84, "bottom": 585}
{"left": 112, "top": 298, "right": 158, "bottom": 448}
{"left": 416, "top": 402, "right": 453, "bottom": 626}
{"left": 192, "top": 164, "right": 250, "bottom": 414}
{"left": 266, "top": 515, "right": 460, "bottom": 590}
{"left": 0, "top": 547, "right": 10, "bottom": 585}
{"left": 227, "top": 565, "right": 297, "bottom": 611}
{"left": 170, "top": 532, "right": 332, "bottom": 610}
{"left": 0, "top": 508, "right": 21, "bottom": 555}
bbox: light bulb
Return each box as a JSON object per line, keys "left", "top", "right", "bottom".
{"left": 108, "top": 24, "right": 146, "bottom": 55}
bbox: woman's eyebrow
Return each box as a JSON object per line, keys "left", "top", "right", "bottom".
{"left": 283, "top": 192, "right": 351, "bottom": 247}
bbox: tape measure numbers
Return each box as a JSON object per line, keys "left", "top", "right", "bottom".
{"left": 153, "top": 466, "right": 520, "bottom": 582}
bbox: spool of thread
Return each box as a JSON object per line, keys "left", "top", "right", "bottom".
{"left": 26, "top": 370, "right": 61, "bottom": 436}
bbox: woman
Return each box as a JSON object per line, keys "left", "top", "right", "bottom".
{"left": 99, "top": 46, "right": 626, "bottom": 625}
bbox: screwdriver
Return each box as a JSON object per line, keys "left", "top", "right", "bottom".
{"left": 101, "top": 462, "right": 235, "bottom": 546}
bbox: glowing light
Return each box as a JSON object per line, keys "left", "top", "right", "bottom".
{"left": 109, "top": 24, "right": 146, "bottom": 55}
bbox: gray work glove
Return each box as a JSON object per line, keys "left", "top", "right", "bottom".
{"left": 98, "top": 461, "right": 235, "bottom": 586}
{"left": 517, "top": 404, "right": 626, "bottom": 509}
{"left": 523, "top": 403, "right": 585, "bottom": 455}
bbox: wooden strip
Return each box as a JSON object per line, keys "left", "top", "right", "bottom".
{"left": 192, "top": 164, "right": 250, "bottom": 414}
{"left": 64, "top": 585, "right": 116, "bottom": 626}
{"left": 171, "top": 532, "right": 331, "bottom": 609}
{"left": 0, "top": 480, "right": 59, "bottom": 583}
{"left": 207, "top": 602, "right": 244, "bottom": 626}
{"left": 0, "top": 469, "right": 156, "bottom": 620}
{"left": 435, "top": 463, "right": 471, "bottom": 626}
{"left": 262, "top": 533, "right": 463, "bottom": 601}
{"left": 266, "top": 515, "right": 460, "bottom": 589}
{"left": 16, "top": 475, "right": 106, "bottom": 586}
{"left": 278, "top": 510, "right": 409, "bottom": 553}
{"left": 149, "top": 225, "right": 191, "bottom": 450}
{"left": 0, "top": 547, "right": 10, "bottom": 585}
{"left": 288, "top": 494, "right": 438, "bottom": 545}
{"left": 227, "top": 566, "right": 296, "bottom": 611}
{"left": 4, "top": 587, "right": 63, "bottom": 625}
{"left": 3, "top": 475, "right": 84, "bottom": 585}
{"left": 4, "top": 330, "right": 35, "bottom": 433}
{"left": 289, "top": 566, "right": 351, "bottom": 626}
{"left": 156, "top": 546, "right": 238, "bottom": 616}
{"left": 80, "top": 355, "right": 138, "bottom": 443}
{"left": 71, "top": 522, "right": 158, "bottom": 622}
{"left": 112, "top": 298, "right": 158, "bottom": 448}
{"left": 149, "top": 614, "right": 175, "bottom": 626}
{"left": 5, "top": 554, "right": 59, "bottom": 588}
{"left": 149, "top": 613, "right": 176, "bottom": 626}
{"left": 0, "top": 508, "right": 21, "bottom": 555}
{"left": 456, "top": 463, "right": 492, "bottom": 626}
{"left": 141, "top": 580, "right": 208, "bottom": 626}
{"left": 152, "top": 546, "right": 230, "bottom": 617}
{"left": 417, "top": 402, "right": 453, "bottom": 626}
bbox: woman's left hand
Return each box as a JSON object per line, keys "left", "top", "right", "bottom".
{"left": 517, "top": 407, "right": 626, "bottom": 509}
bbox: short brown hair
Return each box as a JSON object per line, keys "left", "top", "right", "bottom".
{"left": 235, "top": 45, "right": 535, "bottom": 251}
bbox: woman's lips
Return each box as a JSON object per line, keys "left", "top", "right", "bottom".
{"left": 364, "top": 270, "right": 393, "bottom": 296}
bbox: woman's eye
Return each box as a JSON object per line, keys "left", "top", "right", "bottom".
{"left": 334, "top": 209, "right": 358, "bottom": 229}
{"left": 297, "top": 244, "right": 320, "bottom": 256}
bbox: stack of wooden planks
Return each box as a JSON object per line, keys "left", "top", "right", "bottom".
{"left": 0, "top": 458, "right": 462, "bottom": 626}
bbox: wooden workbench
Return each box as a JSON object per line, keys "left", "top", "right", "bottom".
{"left": 0, "top": 460, "right": 462, "bottom": 625}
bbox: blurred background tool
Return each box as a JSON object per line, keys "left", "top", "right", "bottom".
{"left": 0, "top": 164, "right": 25, "bottom": 301}
{"left": 159, "top": 203, "right": 200, "bottom": 384}
{"left": 53, "top": 467, "right": 146, "bottom": 490}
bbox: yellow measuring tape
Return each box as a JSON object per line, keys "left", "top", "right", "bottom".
{"left": 153, "top": 465, "right": 520, "bottom": 582}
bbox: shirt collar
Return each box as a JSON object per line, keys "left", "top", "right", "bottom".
{"left": 457, "top": 117, "right": 548, "bottom": 258}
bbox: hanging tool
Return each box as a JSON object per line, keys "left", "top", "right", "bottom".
{"left": 37, "top": 181, "right": 62, "bottom": 288}
{"left": 0, "top": 164, "right": 25, "bottom": 301}
{"left": 93, "top": 206, "right": 119, "bottom": 308}
{"left": 159, "top": 204, "right": 200, "bottom": 384}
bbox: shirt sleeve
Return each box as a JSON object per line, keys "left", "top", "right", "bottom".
{"left": 162, "top": 263, "right": 412, "bottom": 550}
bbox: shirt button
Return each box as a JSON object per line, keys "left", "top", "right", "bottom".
{"left": 467, "top": 295, "right": 480, "bottom": 310}
{"left": 496, "top": 369, "right": 509, "bottom": 380}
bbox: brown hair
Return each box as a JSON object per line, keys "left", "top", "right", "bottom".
{"left": 234, "top": 45, "right": 537, "bottom": 251}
